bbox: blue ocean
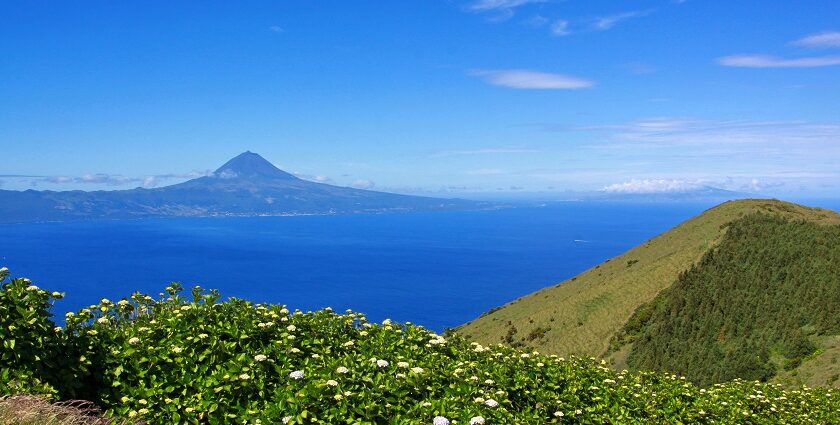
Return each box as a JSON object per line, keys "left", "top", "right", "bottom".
{"left": 1, "top": 200, "right": 837, "bottom": 331}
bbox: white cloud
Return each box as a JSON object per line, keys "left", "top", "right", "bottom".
{"left": 593, "top": 117, "right": 840, "bottom": 149}
{"left": 216, "top": 169, "right": 239, "bottom": 179}
{"left": 573, "top": 117, "right": 840, "bottom": 194}
{"left": 38, "top": 170, "right": 212, "bottom": 188}
{"left": 467, "top": 0, "right": 544, "bottom": 12}
{"left": 469, "top": 69, "right": 594, "bottom": 89}
{"left": 550, "top": 19, "right": 570, "bottom": 36}
{"left": 293, "top": 172, "right": 333, "bottom": 184}
{"left": 717, "top": 54, "right": 840, "bottom": 68}
{"left": 269, "top": 25, "right": 284, "bottom": 33}
{"left": 602, "top": 179, "right": 704, "bottom": 193}
{"left": 593, "top": 10, "right": 651, "bottom": 30}
{"left": 791, "top": 31, "right": 840, "bottom": 48}
{"left": 350, "top": 179, "right": 376, "bottom": 189}
{"left": 47, "top": 176, "right": 75, "bottom": 184}
{"left": 43, "top": 174, "right": 140, "bottom": 186}
{"left": 80, "top": 174, "right": 134, "bottom": 185}
{"left": 741, "top": 178, "right": 784, "bottom": 192}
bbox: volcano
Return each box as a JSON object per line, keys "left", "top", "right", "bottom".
{"left": 0, "top": 152, "right": 487, "bottom": 223}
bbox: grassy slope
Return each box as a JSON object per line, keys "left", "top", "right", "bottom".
{"left": 457, "top": 200, "right": 840, "bottom": 370}
{"left": 773, "top": 335, "right": 840, "bottom": 388}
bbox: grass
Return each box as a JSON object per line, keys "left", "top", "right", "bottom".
{"left": 0, "top": 396, "right": 132, "bottom": 425}
{"left": 456, "top": 199, "right": 840, "bottom": 363}
{"left": 773, "top": 335, "right": 840, "bottom": 388}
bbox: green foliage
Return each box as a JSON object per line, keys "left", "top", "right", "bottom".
{"left": 2, "top": 269, "right": 840, "bottom": 423}
{"left": 624, "top": 213, "right": 840, "bottom": 386}
{"left": 0, "top": 268, "right": 68, "bottom": 397}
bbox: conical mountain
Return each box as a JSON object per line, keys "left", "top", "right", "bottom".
{"left": 0, "top": 152, "right": 487, "bottom": 222}
{"left": 213, "top": 151, "right": 298, "bottom": 181}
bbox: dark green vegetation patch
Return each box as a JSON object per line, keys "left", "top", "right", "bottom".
{"left": 618, "top": 213, "right": 840, "bottom": 386}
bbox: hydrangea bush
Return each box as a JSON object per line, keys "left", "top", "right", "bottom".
{"left": 2, "top": 270, "right": 839, "bottom": 424}
{"left": 0, "top": 267, "right": 78, "bottom": 397}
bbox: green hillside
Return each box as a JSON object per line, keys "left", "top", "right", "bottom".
{"left": 2, "top": 270, "right": 838, "bottom": 424}
{"left": 457, "top": 199, "right": 840, "bottom": 387}
{"left": 617, "top": 213, "right": 840, "bottom": 386}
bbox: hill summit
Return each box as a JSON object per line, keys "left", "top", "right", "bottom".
{"left": 213, "top": 151, "right": 298, "bottom": 181}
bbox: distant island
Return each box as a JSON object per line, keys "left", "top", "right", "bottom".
{"left": 0, "top": 152, "right": 489, "bottom": 223}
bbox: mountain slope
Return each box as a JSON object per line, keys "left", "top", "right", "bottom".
{"left": 619, "top": 213, "right": 840, "bottom": 386}
{"left": 457, "top": 199, "right": 840, "bottom": 386}
{"left": 0, "top": 152, "right": 487, "bottom": 223}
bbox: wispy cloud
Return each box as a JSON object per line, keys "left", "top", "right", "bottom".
{"left": 432, "top": 148, "right": 539, "bottom": 157}
{"left": 570, "top": 117, "right": 840, "bottom": 194}
{"left": 592, "top": 10, "right": 651, "bottom": 31}
{"left": 349, "top": 179, "right": 376, "bottom": 190}
{"left": 791, "top": 31, "right": 840, "bottom": 48}
{"left": 466, "top": 0, "right": 545, "bottom": 21}
{"left": 717, "top": 54, "right": 840, "bottom": 68}
{"left": 45, "top": 174, "right": 141, "bottom": 186}
{"left": 592, "top": 117, "right": 840, "bottom": 148}
{"left": 602, "top": 179, "right": 704, "bottom": 193}
{"left": 293, "top": 172, "right": 334, "bottom": 184}
{"left": 34, "top": 170, "right": 213, "bottom": 188}
{"left": 741, "top": 178, "right": 784, "bottom": 192}
{"left": 138, "top": 171, "right": 213, "bottom": 187}
{"left": 602, "top": 177, "right": 786, "bottom": 194}
{"left": 468, "top": 69, "right": 594, "bottom": 89}
{"left": 268, "top": 25, "right": 284, "bottom": 33}
{"left": 550, "top": 19, "right": 570, "bottom": 36}
{"left": 467, "top": 0, "right": 544, "bottom": 12}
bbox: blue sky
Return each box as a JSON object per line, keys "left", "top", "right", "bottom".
{"left": 1, "top": 1, "right": 839, "bottom": 197}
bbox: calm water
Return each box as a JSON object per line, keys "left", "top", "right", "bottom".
{"left": 1, "top": 201, "right": 836, "bottom": 331}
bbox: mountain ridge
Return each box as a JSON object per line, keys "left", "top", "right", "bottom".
{"left": 457, "top": 199, "right": 840, "bottom": 387}
{"left": 0, "top": 152, "right": 489, "bottom": 223}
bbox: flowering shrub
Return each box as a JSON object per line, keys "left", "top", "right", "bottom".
{"left": 0, "top": 268, "right": 82, "bottom": 397}
{"left": 2, "top": 270, "right": 839, "bottom": 424}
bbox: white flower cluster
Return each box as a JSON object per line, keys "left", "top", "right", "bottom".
{"left": 432, "top": 416, "right": 449, "bottom": 425}
{"left": 289, "top": 370, "right": 305, "bottom": 380}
